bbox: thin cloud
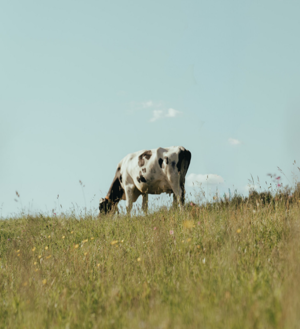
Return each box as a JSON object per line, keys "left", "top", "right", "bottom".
{"left": 244, "top": 184, "right": 259, "bottom": 192}
{"left": 166, "top": 108, "right": 181, "bottom": 118}
{"left": 149, "top": 110, "right": 164, "bottom": 122}
{"left": 129, "top": 101, "right": 182, "bottom": 122}
{"left": 186, "top": 173, "right": 224, "bottom": 187}
{"left": 228, "top": 138, "right": 241, "bottom": 145}
{"left": 150, "top": 108, "right": 181, "bottom": 122}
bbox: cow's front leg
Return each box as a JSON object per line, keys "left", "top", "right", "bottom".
{"left": 142, "top": 194, "right": 148, "bottom": 214}
{"left": 124, "top": 186, "right": 134, "bottom": 215}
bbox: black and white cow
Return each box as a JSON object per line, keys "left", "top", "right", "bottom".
{"left": 99, "top": 146, "right": 191, "bottom": 214}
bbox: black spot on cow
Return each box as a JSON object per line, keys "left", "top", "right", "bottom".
{"left": 137, "top": 171, "right": 147, "bottom": 183}
{"left": 119, "top": 174, "right": 122, "bottom": 183}
{"left": 176, "top": 149, "right": 192, "bottom": 173}
{"left": 117, "top": 166, "right": 121, "bottom": 171}
{"left": 164, "top": 157, "right": 169, "bottom": 165}
{"left": 142, "top": 168, "right": 146, "bottom": 173}
{"left": 171, "top": 161, "right": 176, "bottom": 170}
{"left": 138, "top": 150, "right": 152, "bottom": 167}
{"left": 158, "top": 158, "right": 163, "bottom": 168}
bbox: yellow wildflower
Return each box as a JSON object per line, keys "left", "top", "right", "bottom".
{"left": 74, "top": 244, "right": 79, "bottom": 249}
{"left": 46, "top": 255, "right": 52, "bottom": 259}
{"left": 32, "top": 247, "right": 36, "bottom": 252}
{"left": 45, "top": 246, "right": 48, "bottom": 250}
{"left": 48, "top": 235, "right": 51, "bottom": 239}
{"left": 137, "top": 257, "right": 141, "bottom": 262}
{"left": 187, "top": 238, "right": 191, "bottom": 242}
{"left": 34, "top": 261, "right": 37, "bottom": 265}
{"left": 34, "top": 269, "right": 39, "bottom": 272}
{"left": 84, "top": 252, "right": 88, "bottom": 256}
{"left": 42, "top": 279, "right": 47, "bottom": 285}
{"left": 23, "top": 282, "right": 28, "bottom": 287}
{"left": 82, "top": 239, "right": 88, "bottom": 243}
{"left": 97, "top": 263, "right": 100, "bottom": 267}
{"left": 16, "top": 250, "right": 20, "bottom": 253}
{"left": 111, "top": 240, "right": 118, "bottom": 245}
{"left": 90, "top": 237, "right": 94, "bottom": 240}
{"left": 183, "top": 220, "right": 194, "bottom": 229}
{"left": 38, "top": 255, "right": 42, "bottom": 259}
{"left": 182, "top": 240, "right": 185, "bottom": 243}
{"left": 62, "top": 236, "right": 65, "bottom": 239}
{"left": 71, "top": 231, "right": 74, "bottom": 234}
{"left": 197, "top": 245, "right": 200, "bottom": 249}
{"left": 121, "top": 240, "right": 124, "bottom": 243}
{"left": 237, "top": 229, "right": 241, "bottom": 233}
{"left": 17, "top": 253, "right": 20, "bottom": 257}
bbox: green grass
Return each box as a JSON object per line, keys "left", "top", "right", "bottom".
{"left": 1, "top": 201, "right": 300, "bottom": 329}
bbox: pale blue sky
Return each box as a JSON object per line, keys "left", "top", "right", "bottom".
{"left": 1, "top": 0, "right": 300, "bottom": 216}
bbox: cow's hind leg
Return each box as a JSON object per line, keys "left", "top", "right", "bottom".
{"left": 172, "top": 186, "right": 184, "bottom": 209}
{"left": 142, "top": 194, "right": 148, "bottom": 214}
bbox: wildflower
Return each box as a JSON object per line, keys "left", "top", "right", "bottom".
{"left": 38, "top": 255, "right": 42, "bottom": 259}
{"left": 82, "top": 239, "right": 88, "bottom": 243}
{"left": 34, "top": 262, "right": 37, "bottom": 265}
{"left": 276, "top": 176, "right": 281, "bottom": 180}
{"left": 74, "top": 244, "right": 79, "bottom": 249}
{"left": 48, "top": 235, "right": 51, "bottom": 239}
{"left": 34, "top": 269, "right": 39, "bottom": 272}
{"left": 237, "top": 229, "right": 241, "bottom": 233}
{"left": 197, "top": 245, "right": 200, "bottom": 249}
{"left": 153, "top": 227, "right": 157, "bottom": 230}
{"left": 97, "top": 263, "right": 100, "bottom": 267}
{"left": 32, "top": 247, "right": 36, "bottom": 252}
{"left": 42, "top": 279, "right": 47, "bottom": 285}
{"left": 187, "top": 238, "right": 191, "bottom": 242}
{"left": 16, "top": 250, "right": 20, "bottom": 253}
{"left": 197, "top": 221, "right": 200, "bottom": 225}
{"left": 169, "top": 230, "right": 174, "bottom": 235}
{"left": 111, "top": 240, "right": 118, "bottom": 245}
{"left": 23, "top": 282, "right": 28, "bottom": 287}
{"left": 45, "top": 246, "right": 48, "bottom": 250}
{"left": 202, "top": 258, "right": 206, "bottom": 264}
{"left": 62, "top": 236, "right": 65, "bottom": 239}
{"left": 84, "top": 252, "right": 88, "bottom": 256}
{"left": 71, "top": 231, "right": 74, "bottom": 234}
{"left": 17, "top": 253, "right": 20, "bottom": 257}
{"left": 253, "top": 210, "right": 256, "bottom": 213}
{"left": 46, "top": 255, "right": 52, "bottom": 259}
{"left": 90, "top": 237, "right": 94, "bottom": 240}
{"left": 121, "top": 240, "right": 124, "bottom": 243}
{"left": 183, "top": 220, "right": 194, "bottom": 229}
{"left": 137, "top": 257, "right": 141, "bottom": 262}
{"left": 182, "top": 240, "right": 185, "bottom": 243}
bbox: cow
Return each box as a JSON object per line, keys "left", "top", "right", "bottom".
{"left": 99, "top": 146, "right": 191, "bottom": 215}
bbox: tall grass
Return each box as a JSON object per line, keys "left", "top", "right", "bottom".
{"left": 1, "top": 197, "right": 300, "bottom": 328}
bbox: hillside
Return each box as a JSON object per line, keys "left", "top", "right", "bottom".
{"left": 1, "top": 199, "right": 300, "bottom": 329}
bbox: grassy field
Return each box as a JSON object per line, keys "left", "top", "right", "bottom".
{"left": 1, "top": 198, "right": 300, "bottom": 329}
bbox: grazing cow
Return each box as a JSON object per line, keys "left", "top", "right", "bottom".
{"left": 99, "top": 146, "right": 191, "bottom": 215}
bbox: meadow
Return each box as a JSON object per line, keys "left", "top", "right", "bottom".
{"left": 1, "top": 192, "right": 300, "bottom": 329}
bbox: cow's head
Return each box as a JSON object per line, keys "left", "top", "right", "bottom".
{"left": 99, "top": 197, "right": 112, "bottom": 214}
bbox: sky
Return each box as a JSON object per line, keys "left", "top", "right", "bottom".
{"left": 1, "top": 0, "right": 300, "bottom": 217}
